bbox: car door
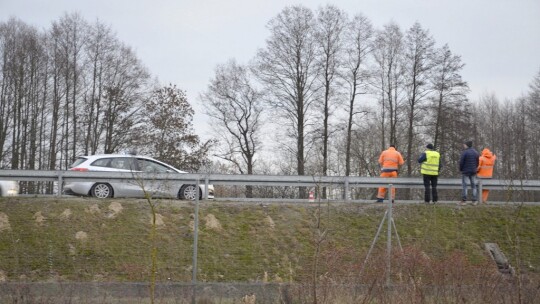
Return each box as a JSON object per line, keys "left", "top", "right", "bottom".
{"left": 136, "top": 158, "right": 178, "bottom": 198}
{"left": 107, "top": 157, "right": 144, "bottom": 197}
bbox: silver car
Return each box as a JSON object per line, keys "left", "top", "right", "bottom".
{"left": 0, "top": 180, "right": 19, "bottom": 197}
{"left": 63, "top": 154, "right": 214, "bottom": 200}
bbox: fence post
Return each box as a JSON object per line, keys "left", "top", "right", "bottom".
{"left": 192, "top": 178, "right": 200, "bottom": 303}
{"left": 387, "top": 184, "right": 393, "bottom": 287}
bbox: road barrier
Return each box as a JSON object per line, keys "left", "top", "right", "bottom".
{"left": 1, "top": 170, "right": 540, "bottom": 203}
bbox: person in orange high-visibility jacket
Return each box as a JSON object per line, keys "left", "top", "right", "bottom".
{"left": 477, "top": 148, "right": 497, "bottom": 203}
{"left": 376, "top": 145, "right": 405, "bottom": 202}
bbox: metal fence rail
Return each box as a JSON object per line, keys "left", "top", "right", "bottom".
{"left": 1, "top": 170, "right": 540, "bottom": 203}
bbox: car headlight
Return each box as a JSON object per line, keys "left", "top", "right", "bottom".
{"left": 6, "top": 189, "right": 18, "bottom": 196}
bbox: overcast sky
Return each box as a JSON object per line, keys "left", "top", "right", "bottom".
{"left": 2, "top": 0, "right": 540, "bottom": 138}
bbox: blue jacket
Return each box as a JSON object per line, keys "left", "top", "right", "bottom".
{"left": 459, "top": 147, "right": 479, "bottom": 175}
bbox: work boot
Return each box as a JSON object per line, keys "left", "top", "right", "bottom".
{"left": 375, "top": 198, "right": 384, "bottom": 203}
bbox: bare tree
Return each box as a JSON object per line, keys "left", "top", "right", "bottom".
{"left": 372, "top": 22, "right": 405, "bottom": 149}
{"left": 341, "top": 13, "right": 373, "bottom": 177}
{"left": 0, "top": 22, "right": 12, "bottom": 164}
{"left": 475, "top": 92, "right": 501, "bottom": 149}
{"left": 46, "top": 22, "right": 65, "bottom": 170}
{"left": 102, "top": 44, "right": 149, "bottom": 154}
{"left": 82, "top": 20, "right": 116, "bottom": 155}
{"left": 402, "top": 22, "right": 435, "bottom": 177}
{"left": 0, "top": 18, "right": 48, "bottom": 172}
{"left": 1, "top": 14, "right": 214, "bottom": 179}
{"left": 494, "top": 99, "right": 528, "bottom": 181}
{"left": 0, "top": 19, "right": 25, "bottom": 167}
{"left": 526, "top": 68, "right": 540, "bottom": 179}
{"left": 201, "top": 59, "right": 264, "bottom": 197}
{"left": 255, "top": 5, "right": 319, "bottom": 197}
{"left": 428, "top": 44, "right": 469, "bottom": 172}
{"left": 313, "top": 5, "right": 346, "bottom": 197}
{"left": 51, "top": 13, "right": 87, "bottom": 168}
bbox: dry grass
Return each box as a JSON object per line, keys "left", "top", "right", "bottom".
{"left": 0, "top": 197, "right": 539, "bottom": 303}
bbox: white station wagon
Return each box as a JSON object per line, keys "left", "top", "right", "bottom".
{"left": 63, "top": 154, "right": 214, "bottom": 200}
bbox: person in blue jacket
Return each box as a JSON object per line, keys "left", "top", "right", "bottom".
{"left": 459, "top": 140, "right": 479, "bottom": 205}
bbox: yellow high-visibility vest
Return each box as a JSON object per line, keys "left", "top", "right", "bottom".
{"left": 421, "top": 150, "right": 440, "bottom": 176}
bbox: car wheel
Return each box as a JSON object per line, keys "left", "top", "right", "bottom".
{"left": 91, "top": 183, "right": 113, "bottom": 198}
{"left": 179, "top": 184, "right": 201, "bottom": 200}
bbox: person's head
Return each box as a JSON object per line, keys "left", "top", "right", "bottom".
{"left": 464, "top": 140, "right": 473, "bottom": 149}
{"left": 426, "top": 143, "right": 434, "bottom": 150}
{"left": 390, "top": 144, "right": 396, "bottom": 149}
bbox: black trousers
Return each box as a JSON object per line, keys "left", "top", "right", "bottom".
{"left": 423, "top": 174, "right": 438, "bottom": 202}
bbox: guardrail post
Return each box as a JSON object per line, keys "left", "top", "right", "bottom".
{"left": 345, "top": 176, "right": 350, "bottom": 201}
{"left": 478, "top": 179, "right": 483, "bottom": 204}
{"left": 57, "top": 171, "right": 63, "bottom": 197}
{"left": 204, "top": 175, "right": 209, "bottom": 200}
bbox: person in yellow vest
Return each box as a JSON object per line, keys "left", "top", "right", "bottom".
{"left": 477, "top": 147, "right": 497, "bottom": 203}
{"left": 418, "top": 143, "right": 441, "bottom": 204}
{"left": 376, "top": 145, "right": 405, "bottom": 203}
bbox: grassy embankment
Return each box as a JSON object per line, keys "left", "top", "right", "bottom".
{"left": 0, "top": 197, "right": 538, "bottom": 283}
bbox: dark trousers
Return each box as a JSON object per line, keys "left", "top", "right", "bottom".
{"left": 423, "top": 174, "right": 438, "bottom": 202}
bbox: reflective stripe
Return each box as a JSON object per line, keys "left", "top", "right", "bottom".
{"left": 382, "top": 157, "right": 399, "bottom": 170}
{"left": 478, "top": 155, "right": 495, "bottom": 178}
{"left": 421, "top": 164, "right": 438, "bottom": 174}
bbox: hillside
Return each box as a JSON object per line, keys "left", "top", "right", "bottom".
{"left": 1, "top": 197, "right": 539, "bottom": 285}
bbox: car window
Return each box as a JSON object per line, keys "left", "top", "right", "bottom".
{"left": 91, "top": 158, "right": 112, "bottom": 168}
{"left": 70, "top": 157, "right": 88, "bottom": 168}
{"left": 137, "top": 159, "right": 172, "bottom": 173}
{"left": 110, "top": 157, "right": 135, "bottom": 170}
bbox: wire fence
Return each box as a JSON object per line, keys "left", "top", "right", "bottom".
{"left": 1, "top": 170, "right": 540, "bottom": 302}
{"left": 1, "top": 196, "right": 540, "bottom": 303}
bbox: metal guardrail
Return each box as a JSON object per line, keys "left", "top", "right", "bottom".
{"left": 2, "top": 169, "right": 540, "bottom": 202}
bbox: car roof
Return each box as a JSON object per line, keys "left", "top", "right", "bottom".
{"left": 78, "top": 154, "right": 149, "bottom": 160}
{"left": 75, "top": 154, "right": 187, "bottom": 173}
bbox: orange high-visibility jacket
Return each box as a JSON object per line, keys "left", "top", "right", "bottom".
{"left": 477, "top": 148, "right": 496, "bottom": 178}
{"left": 378, "top": 147, "right": 405, "bottom": 172}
